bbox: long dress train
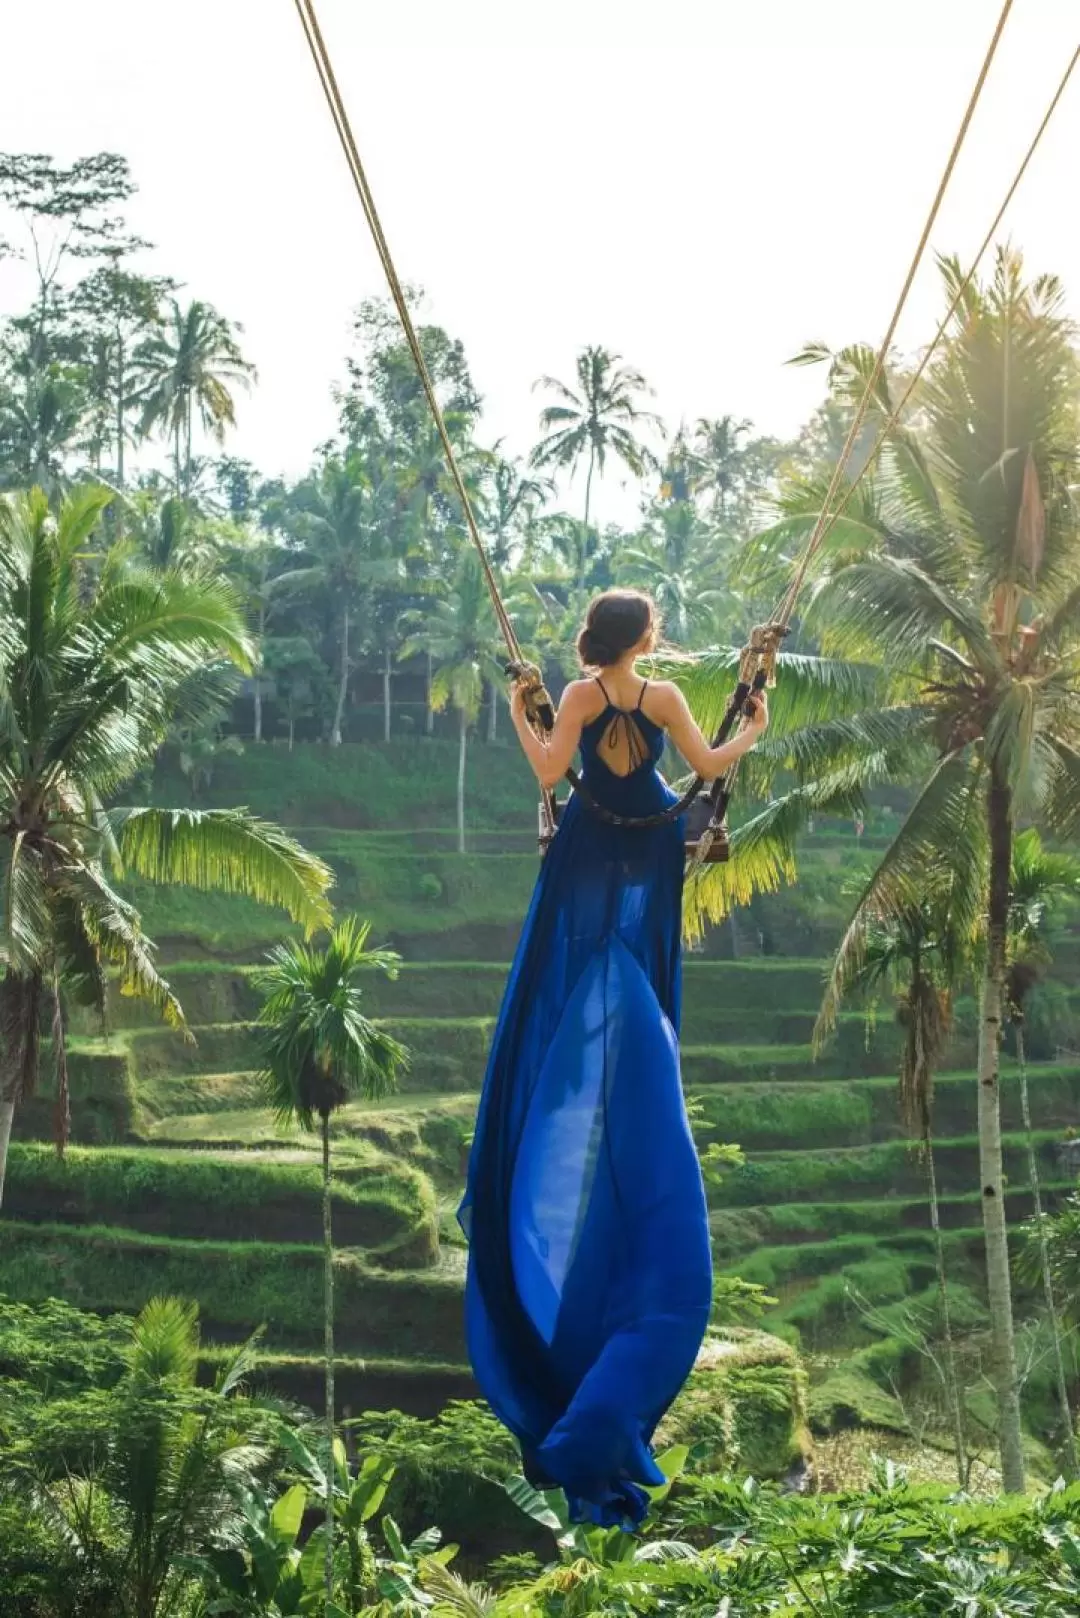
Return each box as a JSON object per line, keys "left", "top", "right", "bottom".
{"left": 459, "top": 687, "right": 713, "bottom": 1527}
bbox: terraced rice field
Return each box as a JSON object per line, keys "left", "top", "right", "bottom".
{"left": 6, "top": 743, "right": 1080, "bottom": 1420}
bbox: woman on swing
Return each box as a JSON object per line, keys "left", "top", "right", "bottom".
{"left": 460, "top": 588, "right": 768, "bottom": 1527}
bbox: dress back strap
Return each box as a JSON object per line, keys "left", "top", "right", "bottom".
{"left": 636, "top": 679, "right": 650, "bottom": 710}
{"left": 594, "top": 675, "right": 612, "bottom": 705}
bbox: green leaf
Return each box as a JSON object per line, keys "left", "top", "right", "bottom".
{"left": 269, "top": 1483, "right": 307, "bottom": 1548}
{"left": 502, "top": 1474, "right": 567, "bottom": 1533}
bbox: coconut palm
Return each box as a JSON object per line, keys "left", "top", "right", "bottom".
{"left": 20, "top": 1296, "right": 273, "bottom": 1618}
{"left": 0, "top": 485, "right": 333, "bottom": 1202}
{"left": 530, "top": 347, "right": 659, "bottom": 587}
{"left": 722, "top": 248, "right": 1080, "bottom": 1491}
{"left": 619, "top": 501, "right": 735, "bottom": 647}
{"left": 818, "top": 889, "right": 970, "bottom": 1483}
{"left": 482, "top": 449, "right": 552, "bottom": 568}
{"left": 281, "top": 456, "right": 405, "bottom": 745}
{"left": 1004, "top": 828, "right": 1080, "bottom": 1477}
{"left": 399, "top": 551, "right": 505, "bottom": 854}
{"left": 133, "top": 299, "right": 255, "bottom": 495}
{"left": 688, "top": 415, "right": 754, "bottom": 517}
{"left": 255, "top": 918, "right": 408, "bottom": 1607}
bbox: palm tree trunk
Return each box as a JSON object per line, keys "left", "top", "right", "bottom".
{"left": 488, "top": 680, "right": 497, "bottom": 743}
{"left": 980, "top": 773, "right": 1025, "bottom": 1493}
{"left": 924, "top": 1135, "right": 967, "bottom": 1485}
{"left": 115, "top": 334, "right": 126, "bottom": 500}
{"left": 0, "top": 971, "right": 42, "bottom": 1211}
{"left": 383, "top": 644, "right": 392, "bottom": 744}
{"left": 457, "top": 709, "right": 467, "bottom": 856}
{"left": 0, "top": 1099, "right": 14, "bottom": 1208}
{"left": 1017, "top": 1020, "right": 1077, "bottom": 1477}
{"left": 581, "top": 444, "right": 596, "bottom": 592}
{"left": 322, "top": 1113, "right": 336, "bottom": 1606}
{"left": 425, "top": 651, "right": 435, "bottom": 737}
{"left": 184, "top": 391, "right": 194, "bottom": 496}
{"left": 331, "top": 604, "right": 349, "bottom": 747}
{"left": 288, "top": 714, "right": 295, "bottom": 752}
{"left": 253, "top": 602, "right": 265, "bottom": 744}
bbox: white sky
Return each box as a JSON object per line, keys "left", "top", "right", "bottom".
{"left": 3, "top": 0, "right": 1079, "bottom": 525}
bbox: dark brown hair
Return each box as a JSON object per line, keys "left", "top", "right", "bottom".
{"left": 576, "top": 589, "right": 658, "bottom": 668}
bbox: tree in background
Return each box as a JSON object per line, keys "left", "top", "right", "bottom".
{"left": 256, "top": 919, "right": 407, "bottom": 1609}
{"left": 280, "top": 455, "right": 406, "bottom": 745}
{"left": 619, "top": 498, "right": 734, "bottom": 646}
{"left": 531, "top": 346, "right": 659, "bottom": 588}
{"left": 399, "top": 550, "right": 506, "bottom": 853}
{"left": 133, "top": 299, "right": 255, "bottom": 496}
{"left": 819, "top": 887, "right": 971, "bottom": 1484}
{"left": 1004, "top": 828, "right": 1080, "bottom": 1477}
{"left": 73, "top": 263, "right": 172, "bottom": 495}
{"left": 0, "top": 486, "right": 333, "bottom": 1201}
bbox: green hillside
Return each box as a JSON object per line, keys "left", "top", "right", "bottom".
{"left": 7, "top": 741, "right": 1080, "bottom": 1446}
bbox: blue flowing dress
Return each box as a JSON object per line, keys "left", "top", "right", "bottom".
{"left": 459, "top": 680, "right": 713, "bottom": 1527}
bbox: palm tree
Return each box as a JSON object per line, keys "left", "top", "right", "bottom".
{"left": 688, "top": 415, "right": 754, "bottom": 517}
{"left": 819, "top": 890, "right": 970, "bottom": 1483}
{"left": 399, "top": 551, "right": 505, "bottom": 853}
{"left": 133, "top": 299, "right": 255, "bottom": 495}
{"left": 619, "top": 501, "right": 735, "bottom": 647}
{"left": 255, "top": 919, "right": 408, "bottom": 1608}
{"left": 23, "top": 1296, "right": 273, "bottom": 1618}
{"left": 482, "top": 449, "right": 552, "bottom": 568}
{"left": 530, "top": 347, "right": 659, "bottom": 587}
{"left": 0, "top": 486, "right": 333, "bottom": 1201}
{"left": 282, "top": 456, "right": 405, "bottom": 745}
{"left": 727, "top": 248, "right": 1080, "bottom": 1491}
{"left": 1004, "top": 828, "right": 1080, "bottom": 1477}
{"left": 0, "top": 366, "right": 87, "bottom": 496}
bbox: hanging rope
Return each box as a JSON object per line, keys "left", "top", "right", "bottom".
{"left": 291, "top": 0, "right": 526, "bottom": 669}
{"left": 291, "top": 0, "right": 1051, "bottom": 841}
{"left": 788, "top": 41, "right": 1079, "bottom": 565}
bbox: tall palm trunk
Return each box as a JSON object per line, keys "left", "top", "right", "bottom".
{"left": 0, "top": 972, "right": 43, "bottom": 1210}
{"left": 1017, "top": 1019, "right": 1077, "bottom": 1477}
{"left": 425, "top": 651, "right": 435, "bottom": 736}
{"left": 382, "top": 645, "right": 392, "bottom": 744}
{"left": 581, "top": 444, "right": 596, "bottom": 591}
{"left": 331, "top": 604, "right": 349, "bottom": 747}
{"left": 253, "top": 601, "right": 265, "bottom": 743}
{"left": 457, "top": 709, "right": 467, "bottom": 856}
{"left": 0, "top": 1099, "right": 14, "bottom": 1208}
{"left": 923, "top": 1135, "right": 967, "bottom": 1484}
{"left": 115, "top": 333, "right": 126, "bottom": 500}
{"left": 980, "top": 773, "right": 1025, "bottom": 1492}
{"left": 321, "top": 1112, "right": 336, "bottom": 1605}
{"left": 488, "top": 680, "right": 498, "bottom": 743}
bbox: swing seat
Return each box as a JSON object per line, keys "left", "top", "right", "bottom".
{"left": 538, "top": 792, "right": 730, "bottom": 863}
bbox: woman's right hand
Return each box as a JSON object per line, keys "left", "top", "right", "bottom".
{"left": 747, "top": 692, "right": 769, "bottom": 733}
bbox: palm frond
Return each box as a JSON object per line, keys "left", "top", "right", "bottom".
{"left": 657, "top": 647, "right": 888, "bottom": 741}
{"left": 107, "top": 808, "right": 334, "bottom": 937}
{"left": 817, "top": 747, "right": 986, "bottom": 1038}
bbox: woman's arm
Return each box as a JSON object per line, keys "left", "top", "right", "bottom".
{"left": 654, "top": 681, "right": 768, "bottom": 780}
{"left": 510, "top": 680, "right": 592, "bottom": 790}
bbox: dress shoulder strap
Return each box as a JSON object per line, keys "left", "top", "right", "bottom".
{"left": 594, "top": 675, "right": 612, "bottom": 705}
{"left": 635, "top": 678, "right": 650, "bottom": 710}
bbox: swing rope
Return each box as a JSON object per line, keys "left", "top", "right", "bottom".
{"left": 289, "top": 0, "right": 1069, "bottom": 843}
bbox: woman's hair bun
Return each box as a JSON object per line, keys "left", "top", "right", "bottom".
{"left": 576, "top": 626, "right": 615, "bottom": 666}
{"left": 576, "top": 590, "right": 657, "bottom": 669}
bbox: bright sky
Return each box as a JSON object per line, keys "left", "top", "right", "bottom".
{"left": 3, "top": 1, "right": 1078, "bottom": 524}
